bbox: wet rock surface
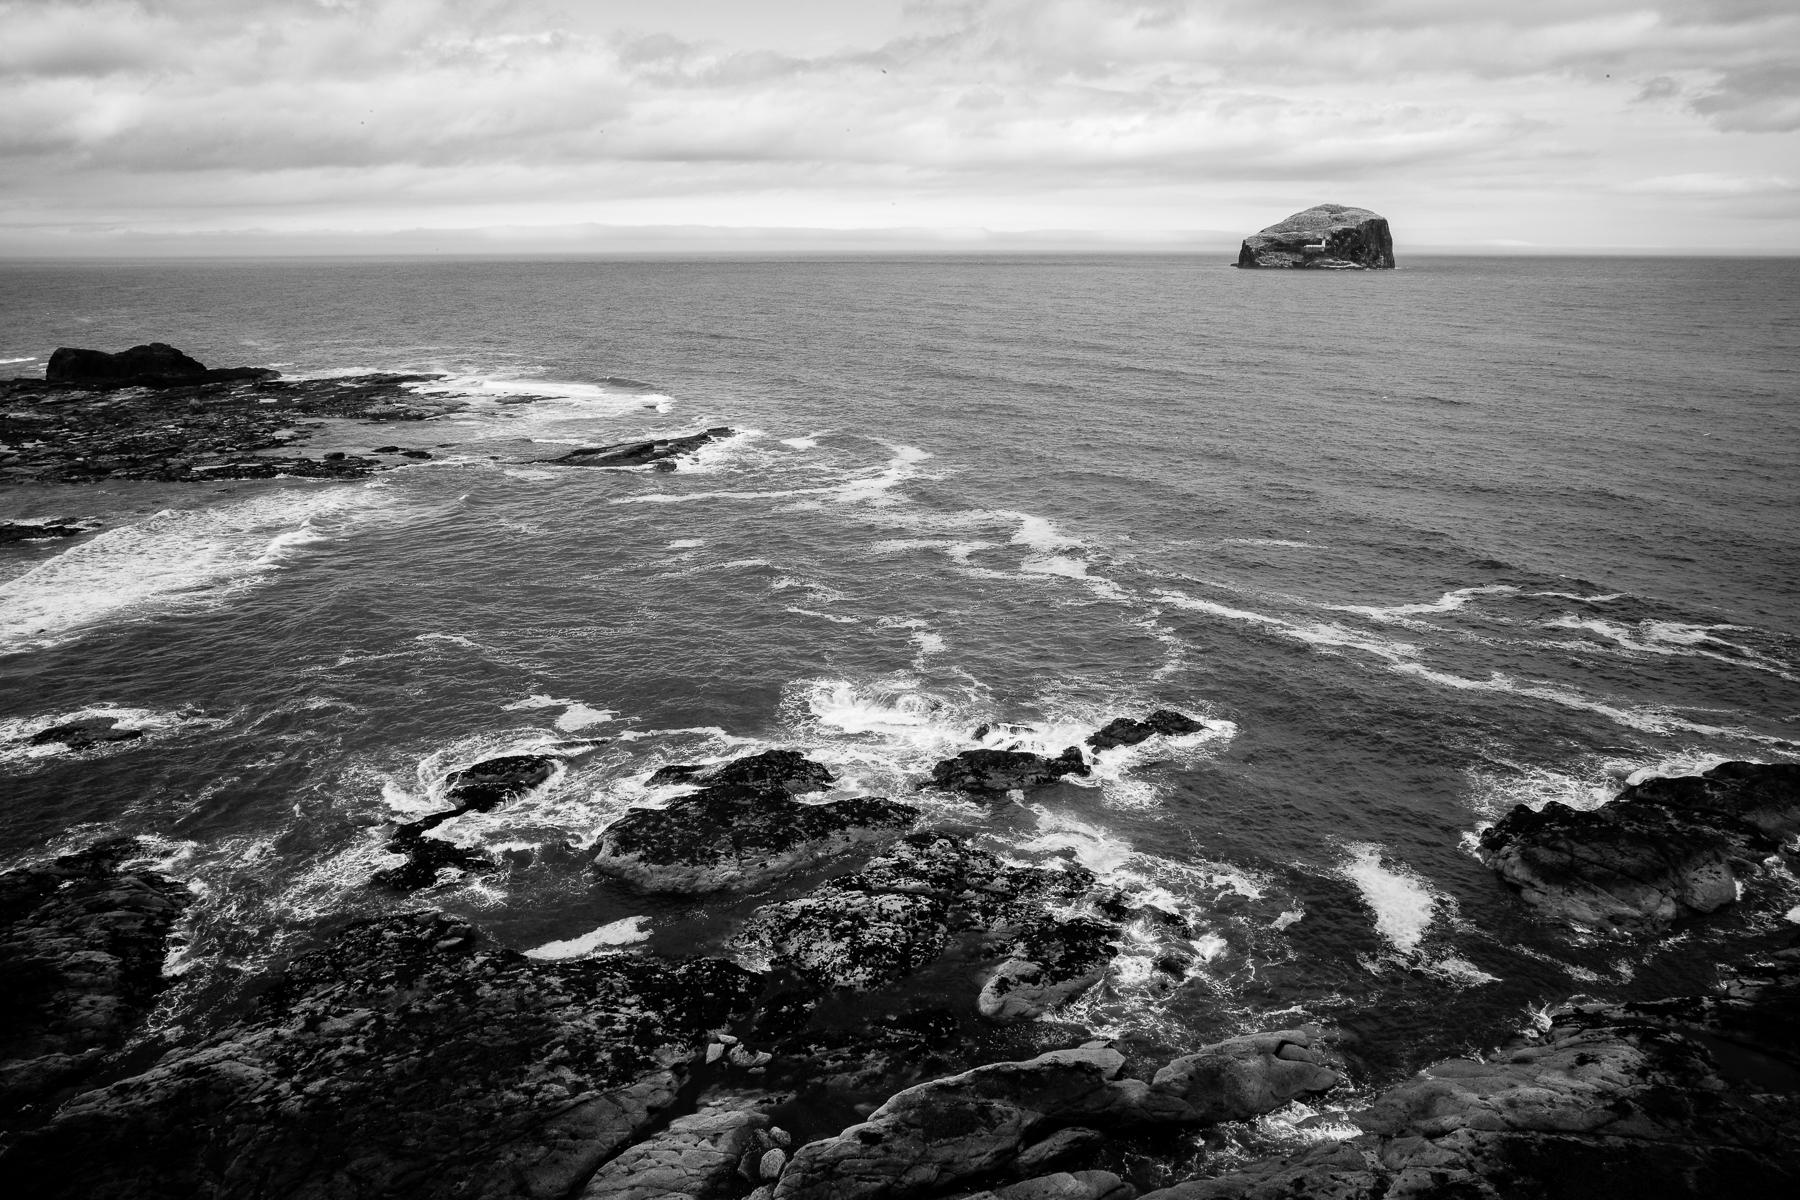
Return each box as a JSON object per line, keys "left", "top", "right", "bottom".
{"left": 2, "top": 910, "right": 763, "bottom": 1200}
{"left": 1085, "top": 711, "right": 1206, "bottom": 752}
{"left": 2, "top": 347, "right": 463, "bottom": 483}
{"left": 26, "top": 716, "right": 145, "bottom": 751}
{"left": 0, "top": 838, "right": 190, "bottom": 1122}
{"left": 1478, "top": 761, "right": 1800, "bottom": 930}
{"left": 930, "top": 747, "right": 1090, "bottom": 794}
{"left": 544, "top": 426, "right": 734, "bottom": 469}
{"left": 646, "top": 749, "right": 837, "bottom": 795}
{"left": 1139, "top": 949, "right": 1800, "bottom": 1199}
{"left": 373, "top": 754, "right": 560, "bottom": 893}
{"left": 594, "top": 784, "right": 919, "bottom": 893}
{"left": 0, "top": 516, "right": 91, "bottom": 543}
{"left": 1235, "top": 204, "right": 1395, "bottom": 270}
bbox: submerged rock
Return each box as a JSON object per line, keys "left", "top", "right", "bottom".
{"left": 929, "top": 746, "right": 1089, "bottom": 794}
{"left": 1478, "top": 761, "right": 1800, "bottom": 930}
{"left": 372, "top": 753, "right": 560, "bottom": 892}
{"left": 26, "top": 716, "right": 145, "bottom": 751}
{"left": 546, "top": 426, "right": 733, "bottom": 469}
{"left": 0, "top": 517, "right": 90, "bottom": 544}
{"left": 1085, "top": 710, "right": 1207, "bottom": 752}
{"left": 0, "top": 838, "right": 190, "bottom": 1121}
{"left": 1235, "top": 205, "right": 1395, "bottom": 270}
{"left": 1138, "top": 951, "right": 1800, "bottom": 1198}
{"left": 4, "top": 910, "right": 763, "bottom": 1200}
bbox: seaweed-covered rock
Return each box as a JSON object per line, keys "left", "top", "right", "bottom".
{"left": 3, "top": 911, "right": 763, "bottom": 1200}
{"left": 0, "top": 838, "right": 190, "bottom": 1121}
{"left": 1478, "top": 761, "right": 1800, "bottom": 930}
{"left": 733, "top": 833, "right": 1097, "bottom": 993}
{"left": 929, "top": 747, "right": 1089, "bottom": 795}
{"left": 1235, "top": 205, "right": 1395, "bottom": 270}
{"left": 1085, "top": 710, "right": 1206, "bottom": 752}
{"left": 546, "top": 427, "right": 733, "bottom": 469}
{"left": 1138, "top": 951, "right": 1800, "bottom": 1199}
{"left": 593, "top": 785, "right": 917, "bottom": 893}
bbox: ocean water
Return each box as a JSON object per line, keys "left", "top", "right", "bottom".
{"left": 2, "top": 254, "right": 1798, "bottom": 1085}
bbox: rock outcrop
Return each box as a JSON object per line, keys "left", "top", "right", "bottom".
{"left": 45, "top": 342, "right": 276, "bottom": 388}
{"left": 0, "top": 839, "right": 190, "bottom": 1122}
{"left": 772, "top": 1035, "right": 1341, "bottom": 1200}
{"left": 1235, "top": 205, "right": 1395, "bottom": 270}
{"left": 1085, "top": 710, "right": 1207, "bottom": 752}
{"left": 545, "top": 427, "right": 733, "bottom": 470}
{"left": 2, "top": 911, "right": 763, "bottom": 1200}
{"left": 1138, "top": 949, "right": 1800, "bottom": 1198}
{"left": 26, "top": 716, "right": 145, "bottom": 751}
{"left": 1478, "top": 761, "right": 1800, "bottom": 931}
{"left": 373, "top": 753, "right": 561, "bottom": 893}
{"left": 929, "top": 747, "right": 1089, "bottom": 795}
{"left": 0, "top": 517, "right": 90, "bottom": 544}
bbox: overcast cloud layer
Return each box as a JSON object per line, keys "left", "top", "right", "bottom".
{"left": 2, "top": 0, "right": 1797, "bottom": 254}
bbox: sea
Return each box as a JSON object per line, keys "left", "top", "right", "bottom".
{"left": 2, "top": 254, "right": 1798, "bottom": 1101}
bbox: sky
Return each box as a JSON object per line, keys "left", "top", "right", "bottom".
{"left": 1, "top": 0, "right": 1797, "bottom": 255}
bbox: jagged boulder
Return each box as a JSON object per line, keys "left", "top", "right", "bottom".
{"left": 445, "top": 754, "right": 558, "bottom": 811}
{"left": 647, "top": 749, "right": 837, "bottom": 795}
{"left": 979, "top": 916, "right": 1118, "bottom": 1021}
{"left": 1236, "top": 205, "right": 1395, "bottom": 270}
{"left": 546, "top": 427, "right": 733, "bottom": 469}
{"left": 1478, "top": 761, "right": 1800, "bottom": 931}
{"left": 929, "top": 747, "right": 1089, "bottom": 794}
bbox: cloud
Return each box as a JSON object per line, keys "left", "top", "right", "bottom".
{"left": 0, "top": 0, "right": 1796, "bottom": 249}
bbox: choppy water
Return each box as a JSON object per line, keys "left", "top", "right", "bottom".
{"left": 3, "top": 254, "right": 1798, "bottom": 1084}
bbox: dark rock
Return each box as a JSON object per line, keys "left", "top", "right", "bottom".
{"left": 0, "top": 838, "right": 190, "bottom": 1122}
{"left": 978, "top": 916, "right": 1118, "bottom": 1021}
{"left": 1235, "top": 205, "right": 1395, "bottom": 270}
{"left": 647, "top": 749, "right": 837, "bottom": 795}
{"left": 1478, "top": 761, "right": 1800, "bottom": 930}
{"left": 1085, "top": 710, "right": 1206, "bottom": 752}
{"left": 0, "top": 517, "right": 88, "bottom": 544}
{"left": 398, "top": 448, "right": 433, "bottom": 459}
{"left": 322, "top": 451, "right": 346, "bottom": 461}
{"left": 445, "top": 754, "right": 557, "bottom": 812}
{"left": 372, "top": 445, "right": 401, "bottom": 453}
{"left": 929, "top": 747, "right": 1089, "bottom": 795}
{"left": 546, "top": 426, "right": 734, "bottom": 469}
{"left": 26, "top": 716, "right": 144, "bottom": 750}
{"left": 47, "top": 343, "right": 207, "bottom": 385}
{"left": 592, "top": 784, "right": 918, "bottom": 893}
{"left": 1137, "top": 952, "right": 1800, "bottom": 1199}
{"left": 3, "top": 910, "right": 764, "bottom": 1200}
{"left": 372, "top": 824, "right": 495, "bottom": 893}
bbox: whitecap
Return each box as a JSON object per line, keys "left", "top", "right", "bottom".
{"left": 524, "top": 916, "right": 652, "bottom": 959}
{"left": 666, "top": 538, "right": 705, "bottom": 549}
{"left": 779, "top": 436, "right": 819, "bottom": 450}
{"left": 1223, "top": 538, "right": 1323, "bottom": 549}
{"left": 0, "top": 485, "right": 387, "bottom": 654}
{"left": 1341, "top": 844, "right": 1437, "bottom": 955}
{"left": 786, "top": 607, "right": 861, "bottom": 624}
{"left": 1009, "top": 514, "right": 1084, "bottom": 553}
{"left": 1330, "top": 585, "right": 1518, "bottom": 622}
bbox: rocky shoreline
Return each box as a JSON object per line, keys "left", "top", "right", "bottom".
{"left": 0, "top": 343, "right": 732, "bottom": 486}
{"left": 2, "top": 726, "right": 1796, "bottom": 1197}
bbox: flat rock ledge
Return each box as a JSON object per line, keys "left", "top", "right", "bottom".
{"left": 544, "top": 426, "right": 734, "bottom": 470}
{"left": 930, "top": 747, "right": 1089, "bottom": 795}
{"left": 1478, "top": 761, "right": 1800, "bottom": 931}
{"left": 1236, "top": 205, "right": 1395, "bottom": 270}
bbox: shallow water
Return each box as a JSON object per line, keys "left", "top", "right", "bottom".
{"left": 3, "top": 253, "right": 1797, "bottom": 1080}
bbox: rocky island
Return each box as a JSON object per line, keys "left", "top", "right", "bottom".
{"left": 1235, "top": 205, "right": 1396, "bottom": 270}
